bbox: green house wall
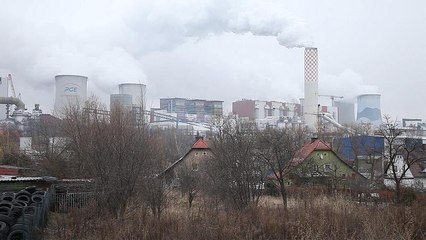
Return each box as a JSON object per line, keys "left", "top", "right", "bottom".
{"left": 296, "top": 150, "right": 358, "bottom": 178}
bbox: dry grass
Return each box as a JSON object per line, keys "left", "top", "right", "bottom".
{"left": 43, "top": 193, "right": 426, "bottom": 240}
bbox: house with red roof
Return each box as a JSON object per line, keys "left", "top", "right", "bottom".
{"left": 287, "top": 138, "right": 365, "bottom": 186}
{"left": 161, "top": 136, "right": 212, "bottom": 181}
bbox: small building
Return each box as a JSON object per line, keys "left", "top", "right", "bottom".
{"left": 0, "top": 176, "right": 57, "bottom": 192}
{"left": 288, "top": 139, "right": 365, "bottom": 187}
{"left": 383, "top": 150, "right": 426, "bottom": 191}
{"left": 161, "top": 136, "right": 212, "bottom": 184}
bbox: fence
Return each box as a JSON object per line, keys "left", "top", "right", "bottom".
{"left": 54, "top": 192, "right": 96, "bottom": 213}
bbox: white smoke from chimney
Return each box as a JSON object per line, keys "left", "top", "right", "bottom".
{"left": 225, "top": 1, "right": 313, "bottom": 48}
{"left": 0, "top": 0, "right": 313, "bottom": 111}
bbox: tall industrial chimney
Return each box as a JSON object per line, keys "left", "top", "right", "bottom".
{"left": 304, "top": 47, "right": 319, "bottom": 130}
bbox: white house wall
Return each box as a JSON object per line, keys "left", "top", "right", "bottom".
{"left": 383, "top": 155, "right": 425, "bottom": 190}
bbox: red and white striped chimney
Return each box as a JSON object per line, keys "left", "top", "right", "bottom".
{"left": 304, "top": 47, "right": 319, "bottom": 130}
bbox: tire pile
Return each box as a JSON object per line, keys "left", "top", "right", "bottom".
{"left": 0, "top": 187, "right": 49, "bottom": 240}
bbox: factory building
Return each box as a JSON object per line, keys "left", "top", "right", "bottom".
{"left": 160, "top": 98, "right": 223, "bottom": 122}
{"left": 232, "top": 99, "right": 302, "bottom": 129}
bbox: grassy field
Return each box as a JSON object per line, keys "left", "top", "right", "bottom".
{"left": 43, "top": 192, "right": 426, "bottom": 240}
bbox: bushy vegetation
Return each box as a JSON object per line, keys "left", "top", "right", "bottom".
{"left": 43, "top": 192, "right": 426, "bottom": 240}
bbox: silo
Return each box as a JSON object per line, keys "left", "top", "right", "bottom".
{"left": 304, "top": 47, "right": 319, "bottom": 130}
{"left": 0, "top": 76, "right": 8, "bottom": 119}
{"left": 356, "top": 94, "right": 382, "bottom": 127}
{"left": 335, "top": 101, "right": 355, "bottom": 125}
{"left": 54, "top": 75, "right": 88, "bottom": 115}
{"left": 118, "top": 83, "right": 146, "bottom": 110}
{"left": 110, "top": 94, "right": 133, "bottom": 111}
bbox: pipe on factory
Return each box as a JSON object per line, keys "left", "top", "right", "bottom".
{"left": 0, "top": 97, "right": 25, "bottom": 110}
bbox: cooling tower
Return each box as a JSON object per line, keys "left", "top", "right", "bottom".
{"left": 304, "top": 47, "right": 319, "bottom": 130}
{"left": 356, "top": 94, "right": 382, "bottom": 127}
{"left": 110, "top": 94, "right": 133, "bottom": 111}
{"left": 54, "top": 75, "right": 88, "bottom": 115}
{"left": 118, "top": 83, "right": 146, "bottom": 110}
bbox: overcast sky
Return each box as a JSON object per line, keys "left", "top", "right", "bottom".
{"left": 0, "top": 0, "right": 425, "bottom": 120}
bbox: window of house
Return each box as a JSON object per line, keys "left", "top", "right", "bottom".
{"left": 192, "top": 162, "right": 199, "bottom": 171}
{"left": 324, "top": 164, "right": 332, "bottom": 173}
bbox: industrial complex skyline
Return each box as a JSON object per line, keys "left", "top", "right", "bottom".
{"left": 0, "top": 0, "right": 425, "bottom": 120}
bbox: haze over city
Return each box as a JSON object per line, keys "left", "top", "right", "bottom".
{"left": 0, "top": 0, "right": 425, "bottom": 119}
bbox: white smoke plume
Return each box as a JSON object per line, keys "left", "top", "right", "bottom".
{"left": 0, "top": 0, "right": 312, "bottom": 111}
{"left": 320, "top": 69, "right": 379, "bottom": 101}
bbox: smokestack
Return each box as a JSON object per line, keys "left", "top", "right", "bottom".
{"left": 304, "top": 47, "right": 319, "bottom": 130}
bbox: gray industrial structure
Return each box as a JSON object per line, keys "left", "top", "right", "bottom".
{"left": 232, "top": 99, "right": 302, "bottom": 129}
{"left": 335, "top": 101, "right": 355, "bottom": 125}
{"left": 118, "top": 83, "right": 146, "bottom": 111}
{"left": 0, "top": 76, "right": 8, "bottom": 119}
{"left": 159, "top": 98, "right": 223, "bottom": 122}
{"left": 110, "top": 94, "right": 133, "bottom": 111}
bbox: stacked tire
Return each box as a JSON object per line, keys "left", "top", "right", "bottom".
{"left": 0, "top": 186, "right": 47, "bottom": 240}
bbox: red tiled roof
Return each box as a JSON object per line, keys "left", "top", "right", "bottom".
{"left": 0, "top": 168, "right": 19, "bottom": 176}
{"left": 192, "top": 138, "right": 209, "bottom": 149}
{"left": 290, "top": 139, "right": 332, "bottom": 166}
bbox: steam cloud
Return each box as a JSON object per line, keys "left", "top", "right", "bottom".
{"left": 0, "top": 0, "right": 313, "bottom": 111}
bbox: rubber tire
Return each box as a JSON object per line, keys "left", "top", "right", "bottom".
{"left": 0, "top": 201, "right": 13, "bottom": 209}
{"left": 15, "top": 215, "right": 33, "bottom": 226}
{"left": 24, "top": 186, "right": 37, "bottom": 194}
{"left": 7, "top": 229, "right": 30, "bottom": 240}
{"left": 0, "top": 221, "right": 10, "bottom": 240}
{"left": 0, "top": 207, "right": 11, "bottom": 216}
{"left": 0, "top": 220, "right": 9, "bottom": 232}
{"left": 1, "top": 195, "right": 14, "bottom": 202}
{"left": 15, "top": 195, "right": 30, "bottom": 204}
{"left": 32, "top": 191, "right": 45, "bottom": 196}
{"left": 15, "top": 190, "right": 31, "bottom": 198}
{"left": 0, "top": 215, "right": 13, "bottom": 226}
{"left": 31, "top": 195, "right": 43, "bottom": 203}
{"left": 10, "top": 207, "right": 23, "bottom": 219}
{"left": 10, "top": 223, "right": 31, "bottom": 232}
{"left": 11, "top": 200, "right": 27, "bottom": 207}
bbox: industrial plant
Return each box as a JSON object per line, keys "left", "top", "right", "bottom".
{"left": 0, "top": 47, "right": 425, "bottom": 152}
{"left": 1, "top": 48, "right": 426, "bottom": 240}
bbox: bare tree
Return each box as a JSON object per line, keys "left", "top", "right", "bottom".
{"left": 204, "top": 118, "right": 265, "bottom": 210}
{"left": 378, "top": 115, "right": 425, "bottom": 203}
{"left": 256, "top": 126, "right": 309, "bottom": 208}
{"left": 176, "top": 164, "right": 201, "bottom": 208}
{"left": 61, "top": 98, "right": 155, "bottom": 217}
{"left": 139, "top": 129, "right": 173, "bottom": 218}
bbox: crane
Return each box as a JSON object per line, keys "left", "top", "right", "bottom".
{"left": 318, "top": 94, "right": 343, "bottom": 102}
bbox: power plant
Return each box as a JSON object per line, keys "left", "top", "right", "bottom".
{"left": 0, "top": 47, "right": 391, "bottom": 139}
